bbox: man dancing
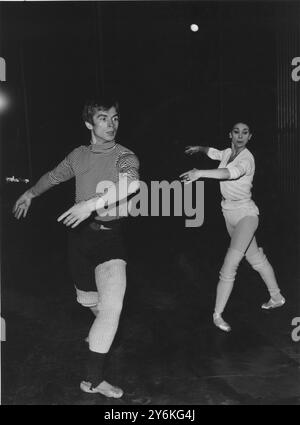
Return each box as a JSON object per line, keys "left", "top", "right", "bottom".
{"left": 13, "top": 97, "right": 140, "bottom": 398}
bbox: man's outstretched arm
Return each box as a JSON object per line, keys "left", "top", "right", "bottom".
{"left": 13, "top": 151, "right": 76, "bottom": 219}
{"left": 13, "top": 189, "right": 36, "bottom": 219}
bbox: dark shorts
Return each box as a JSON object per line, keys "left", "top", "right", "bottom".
{"left": 68, "top": 218, "right": 127, "bottom": 292}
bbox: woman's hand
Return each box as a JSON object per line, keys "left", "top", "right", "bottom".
{"left": 180, "top": 169, "right": 202, "bottom": 184}
{"left": 13, "top": 190, "right": 34, "bottom": 219}
{"left": 184, "top": 146, "right": 201, "bottom": 155}
{"left": 57, "top": 201, "right": 93, "bottom": 228}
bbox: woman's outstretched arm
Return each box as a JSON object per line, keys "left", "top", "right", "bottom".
{"left": 180, "top": 167, "right": 230, "bottom": 184}
{"left": 184, "top": 145, "right": 209, "bottom": 155}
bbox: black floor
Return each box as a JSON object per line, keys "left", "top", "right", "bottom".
{"left": 2, "top": 198, "right": 300, "bottom": 405}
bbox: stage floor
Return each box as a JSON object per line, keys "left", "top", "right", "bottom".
{"left": 2, "top": 254, "right": 300, "bottom": 405}
{"left": 2, "top": 198, "right": 300, "bottom": 405}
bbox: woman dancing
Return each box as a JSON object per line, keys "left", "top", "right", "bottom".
{"left": 180, "top": 122, "right": 285, "bottom": 332}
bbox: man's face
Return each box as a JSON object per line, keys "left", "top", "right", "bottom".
{"left": 85, "top": 106, "right": 119, "bottom": 143}
{"left": 229, "top": 123, "right": 252, "bottom": 149}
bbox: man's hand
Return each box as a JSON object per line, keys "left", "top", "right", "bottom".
{"left": 184, "top": 146, "right": 201, "bottom": 155}
{"left": 13, "top": 190, "right": 34, "bottom": 219}
{"left": 180, "top": 169, "right": 202, "bottom": 184}
{"left": 57, "top": 201, "right": 94, "bottom": 228}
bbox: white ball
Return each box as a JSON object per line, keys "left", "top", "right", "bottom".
{"left": 190, "top": 24, "right": 199, "bottom": 32}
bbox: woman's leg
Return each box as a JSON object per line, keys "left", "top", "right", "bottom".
{"left": 214, "top": 216, "right": 258, "bottom": 330}
{"left": 229, "top": 216, "right": 259, "bottom": 253}
{"left": 245, "top": 238, "right": 285, "bottom": 308}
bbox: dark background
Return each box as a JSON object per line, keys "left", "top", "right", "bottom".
{"left": 0, "top": 1, "right": 299, "bottom": 405}
{"left": 1, "top": 0, "right": 299, "bottom": 272}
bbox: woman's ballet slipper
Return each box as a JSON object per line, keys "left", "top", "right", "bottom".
{"left": 80, "top": 380, "right": 124, "bottom": 398}
{"left": 261, "top": 296, "right": 286, "bottom": 310}
{"left": 213, "top": 314, "right": 231, "bottom": 332}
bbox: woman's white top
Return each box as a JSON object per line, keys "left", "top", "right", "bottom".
{"left": 207, "top": 147, "right": 258, "bottom": 212}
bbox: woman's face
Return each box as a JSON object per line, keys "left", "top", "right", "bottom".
{"left": 229, "top": 122, "right": 252, "bottom": 149}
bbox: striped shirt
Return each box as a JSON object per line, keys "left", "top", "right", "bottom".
{"left": 31, "top": 143, "right": 139, "bottom": 207}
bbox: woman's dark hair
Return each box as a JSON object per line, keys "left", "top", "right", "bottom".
{"left": 231, "top": 122, "right": 252, "bottom": 133}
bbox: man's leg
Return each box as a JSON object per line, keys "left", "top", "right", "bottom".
{"left": 82, "top": 259, "right": 126, "bottom": 398}
{"left": 214, "top": 216, "right": 258, "bottom": 331}
{"left": 74, "top": 288, "right": 98, "bottom": 342}
{"left": 89, "top": 306, "right": 98, "bottom": 317}
{"left": 89, "top": 259, "right": 126, "bottom": 352}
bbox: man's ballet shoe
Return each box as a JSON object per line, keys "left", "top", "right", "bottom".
{"left": 261, "top": 296, "right": 286, "bottom": 310}
{"left": 80, "top": 380, "right": 124, "bottom": 398}
{"left": 213, "top": 314, "right": 231, "bottom": 332}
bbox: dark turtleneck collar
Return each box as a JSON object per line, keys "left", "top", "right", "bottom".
{"left": 89, "top": 141, "right": 116, "bottom": 154}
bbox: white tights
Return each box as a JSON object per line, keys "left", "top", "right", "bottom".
{"left": 214, "top": 213, "right": 281, "bottom": 315}
{"left": 88, "top": 259, "right": 126, "bottom": 354}
{"left": 76, "top": 259, "right": 127, "bottom": 354}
